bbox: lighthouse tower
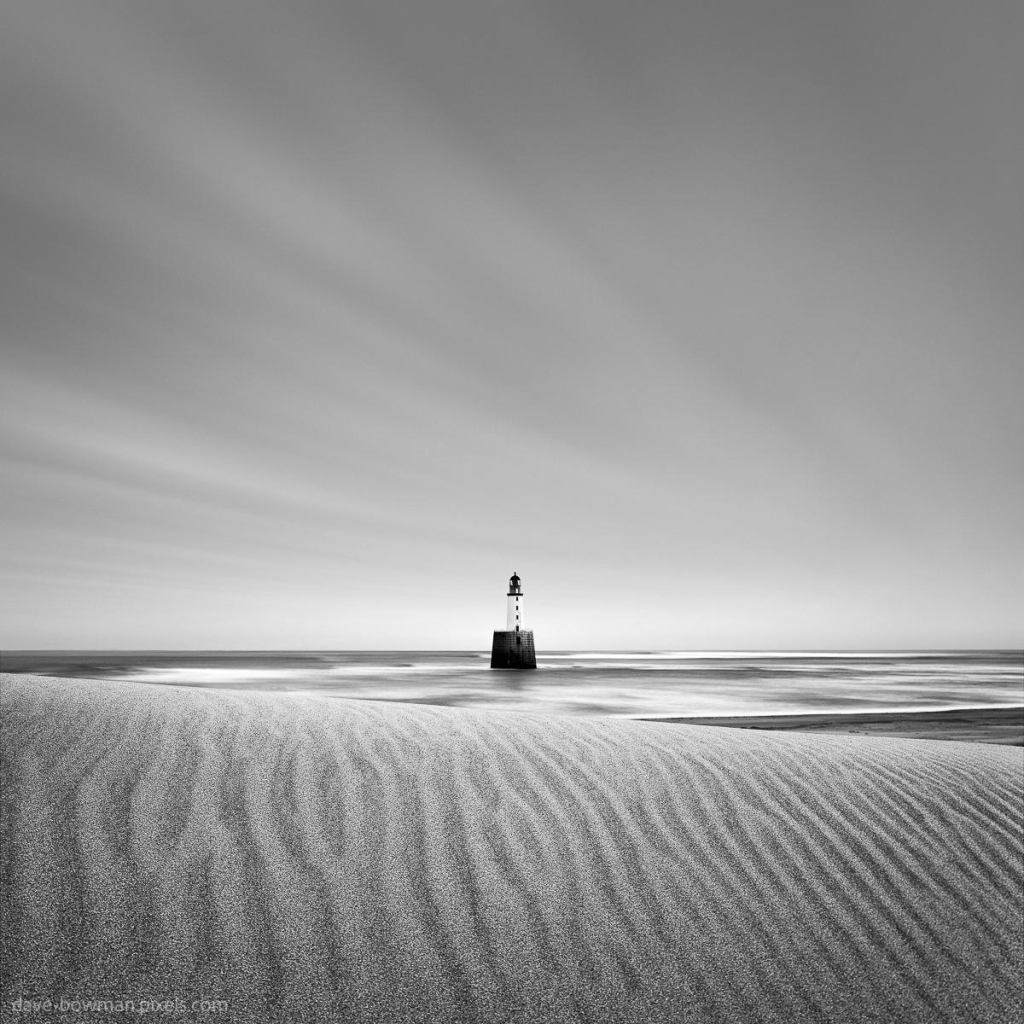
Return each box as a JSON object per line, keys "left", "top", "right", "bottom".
{"left": 490, "top": 571, "right": 537, "bottom": 669}
{"left": 506, "top": 571, "right": 523, "bottom": 631}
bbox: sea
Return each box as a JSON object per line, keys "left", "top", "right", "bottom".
{"left": 3, "top": 650, "right": 1021, "bottom": 719}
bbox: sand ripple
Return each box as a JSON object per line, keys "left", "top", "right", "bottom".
{"left": 2, "top": 674, "right": 1021, "bottom": 1023}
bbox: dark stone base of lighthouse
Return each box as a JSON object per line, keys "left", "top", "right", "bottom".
{"left": 490, "top": 630, "right": 537, "bottom": 669}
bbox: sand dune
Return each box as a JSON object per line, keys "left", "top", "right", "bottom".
{"left": 1, "top": 674, "right": 1021, "bottom": 1023}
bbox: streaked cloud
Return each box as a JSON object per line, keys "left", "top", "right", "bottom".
{"left": 1, "top": 1, "right": 1021, "bottom": 647}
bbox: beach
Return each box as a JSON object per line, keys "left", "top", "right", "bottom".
{"left": 1, "top": 672, "right": 1021, "bottom": 1023}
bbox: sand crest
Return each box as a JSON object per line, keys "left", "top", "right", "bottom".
{"left": 1, "top": 673, "right": 1021, "bottom": 1023}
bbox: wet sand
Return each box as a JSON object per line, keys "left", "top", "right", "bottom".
{"left": 2, "top": 673, "right": 1021, "bottom": 1023}
{"left": 649, "top": 706, "right": 1024, "bottom": 745}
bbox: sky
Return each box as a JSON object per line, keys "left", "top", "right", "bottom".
{"left": 1, "top": 0, "right": 1021, "bottom": 650}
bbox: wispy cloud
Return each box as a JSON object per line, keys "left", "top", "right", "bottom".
{"left": 2, "top": 1, "right": 1021, "bottom": 647}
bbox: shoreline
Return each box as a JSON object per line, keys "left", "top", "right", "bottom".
{"left": 643, "top": 705, "right": 1024, "bottom": 745}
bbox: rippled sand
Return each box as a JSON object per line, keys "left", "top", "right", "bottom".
{"left": 1, "top": 673, "right": 1021, "bottom": 1023}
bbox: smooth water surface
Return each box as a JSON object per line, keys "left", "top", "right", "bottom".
{"left": 4, "top": 650, "right": 1021, "bottom": 718}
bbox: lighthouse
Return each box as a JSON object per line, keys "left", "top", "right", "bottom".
{"left": 506, "top": 571, "right": 523, "bottom": 631}
{"left": 490, "top": 571, "right": 537, "bottom": 669}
